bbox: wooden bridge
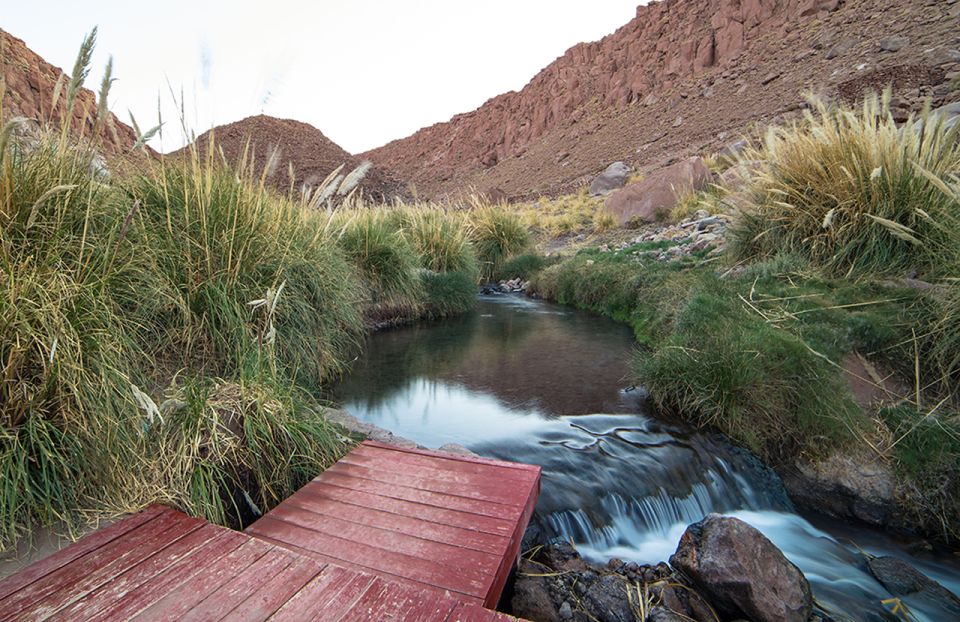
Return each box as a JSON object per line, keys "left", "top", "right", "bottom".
{"left": 0, "top": 441, "right": 541, "bottom": 621}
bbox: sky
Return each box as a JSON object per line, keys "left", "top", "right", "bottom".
{"left": 4, "top": 1, "right": 642, "bottom": 154}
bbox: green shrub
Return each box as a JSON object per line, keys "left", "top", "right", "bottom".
{"left": 728, "top": 93, "right": 960, "bottom": 278}
{"left": 466, "top": 202, "right": 531, "bottom": 282}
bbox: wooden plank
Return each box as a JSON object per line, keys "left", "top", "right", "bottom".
{"left": 326, "top": 461, "right": 529, "bottom": 507}
{"left": 355, "top": 443, "right": 539, "bottom": 480}
{"left": 345, "top": 580, "right": 459, "bottom": 622}
{"left": 238, "top": 533, "right": 439, "bottom": 596}
{"left": 316, "top": 471, "right": 525, "bottom": 521}
{"left": 0, "top": 505, "right": 166, "bottom": 603}
{"left": 447, "top": 602, "right": 521, "bottom": 622}
{"left": 0, "top": 510, "right": 200, "bottom": 621}
{"left": 130, "top": 538, "right": 274, "bottom": 622}
{"left": 266, "top": 565, "right": 374, "bottom": 621}
{"left": 294, "top": 481, "right": 516, "bottom": 537}
{"left": 247, "top": 517, "right": 488, "bottom": 599}
{"left": 339, "top": 450, "right": 534, "bottom": 488}
{"left": 486, "top": 474, "right": 541, "bottom": 608}
{"left": 84, "top": 531, "right": 249, "bottom": 622}
{"left": 174, "top": 547, "right": 294, "bottom": 622}
{"left": 361, "top": 441, "right": 541, "bottom": 473}
{"left": 218, "top": 556, "right": 322, "bottom": 622}
{"left": 44, "top": 524, "right": 225, "bottom": 621}
{"left": 262, "top": 504, "right": 503, "bottom": 574}
{"left": 283, "top": 489, "right": 507, "bottom": 554}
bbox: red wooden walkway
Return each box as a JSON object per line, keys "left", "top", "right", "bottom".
{"left": 0, "top": 441, "right": 541, "bottom": 620}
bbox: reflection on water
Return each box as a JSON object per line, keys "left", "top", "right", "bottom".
{"left": 333, "top": 295, "right": 960, "bottom": 621}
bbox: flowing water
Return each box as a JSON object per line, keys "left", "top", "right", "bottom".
{"left": 333, "top": 295, "right": 960, "bottom": 621}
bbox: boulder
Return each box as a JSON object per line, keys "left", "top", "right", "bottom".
{"left": 605, "top": 158, "right": 713, "bottom": 226}
{"left": 589, "top": 162, "right": 631, "bottom": 196}
{"left": 670, "top": 514, "right": 813, "bottom": 622}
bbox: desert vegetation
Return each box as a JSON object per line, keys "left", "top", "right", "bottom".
{"left": 527, "top": 94, "right": 960, "bottom": 540}
{"left": 0, "top": 33, "right": 532, "bottom": 551}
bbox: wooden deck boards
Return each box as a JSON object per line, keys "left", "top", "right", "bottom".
{"left": 0, "top": 440, "right": 540, "bottom": 620}
{"left": 246, "top": 441, "right": 541, "bottom": 609}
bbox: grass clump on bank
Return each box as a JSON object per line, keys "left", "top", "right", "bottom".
{"left": 466, "top": 201, "right": 532, "bottom": 282}
{"left": 729, "top": 93, "right": 960, "bottom": 278}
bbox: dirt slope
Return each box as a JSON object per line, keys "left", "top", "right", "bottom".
{"left": 1, "top": 28, "right": 140, "bottom": 153}
{"left": 181, "top": 115, "right": 406, "bottom": 201}
{"left": 362, "top": 0, "right": 960, "bottom": 200}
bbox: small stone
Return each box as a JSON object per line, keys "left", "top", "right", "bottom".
{"left": 558, "top": 601, "right": 573, "bottom": 620}
{"left": 879, "top": 36, "right": 910, "bottom": 52}
{"left": 762, "top": 72, "right": 782, "bottom": 85}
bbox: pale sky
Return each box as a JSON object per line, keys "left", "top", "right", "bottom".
{"left": 4, "top": 1, "right": 642, "bottom": 154}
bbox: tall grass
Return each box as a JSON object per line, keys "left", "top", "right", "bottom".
{"left": 331, "top": 208, "right": 424, "bottom": 321}
{"left": 0, "top": 113, "right": 146, "bottom": 544}
{"left": 130, "top": 143, "right": 366, "bottom": 383}
{"left": 729, "top": 93, "right": 960, "bottom": 277}
{"left": 466, "top": 199, "right": 531, "bottom": 282}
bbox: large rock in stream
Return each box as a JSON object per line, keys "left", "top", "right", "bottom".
{"left": 669, "top": 514, "right": 813, "bottom": 622}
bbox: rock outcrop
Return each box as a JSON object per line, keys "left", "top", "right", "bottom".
{"left": 670, "top": 514, "right": 813, "bottom": 622}
{"left": 362, "top": 0, "right": 959, "bottom": 200}
{"left": 1, "top": 28, "right": 140, "bottom": 153}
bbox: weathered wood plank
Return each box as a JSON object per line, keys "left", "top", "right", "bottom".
{"left": 84, "top": 530, "right": 249, "bottom": 622}
{"left": 0, "top": 505, "right": 166, "bottom": 603}
{"left": 262, "top": 504, "right": 503, "bottom": 573}
{"left": 247, "top": 516, "right": 488, "bottom": 598}
{"left": 316, "top": 471, "right": 525, "bottom": 520}
{"left": 327, "top": 460, "right": 530, "bottom": 507}
{"left": 218, "top": 556, "right": 322, "bottom": 622}
{"left": 130, "top": 538, "right": 273, "bottom": 622}
{"left": 0, "top": 510, "right": 200, "bottom": 621}
{"left": 174, "top": 546, "right": 293, "bottom": 622}
{"left": 44, "top": 524, "right": 225, "bottom": 621}
{"left": 266, "top": 565, "right": 373, "bottom": 621}
{"left": 447, "top": 601, "right": 522, "bottom": 621}
{"left": 295, "top": 481, "right": 516, "bottom": 537}
{"left": 283, "top": 490, "right": 507, "bottom": 554}
{"left": 340, "top": 450, "right": 534, "bottom": 488}
{"left": 356, "top": 442, "right": 539, "bottom": 478}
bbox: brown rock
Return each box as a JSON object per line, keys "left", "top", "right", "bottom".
{"left": 363, "top": 0, "right": 846, "bottom": 197}
{"left": 670, "top": 515, "right": 813, "bottom": 622}
{"left": 605, "top": 158, "right": 713, "bottom": 226}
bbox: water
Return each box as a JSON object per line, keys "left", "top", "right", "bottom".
{"left": 334, "top": 295, "right": 960, "bottom": 621}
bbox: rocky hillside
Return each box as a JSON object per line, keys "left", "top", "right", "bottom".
{"left": 181, "top": 115, "right": 406, "bottom": 201}
{"left": 0, "top": 28, "right": 139, "bottom": 153}
{"left": 363, "top": 0, "right": 960, "bottom": 200}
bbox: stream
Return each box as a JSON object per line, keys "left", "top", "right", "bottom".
{"left": 333, "top": 295, "right": 960, "bottom": 621}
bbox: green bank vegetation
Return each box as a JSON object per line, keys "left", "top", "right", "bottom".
{"left": 528, "top": 94, "right": 960, "bottom": 540}
{"left": 0, "top": 32, "right": 529, "bottom": 550}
